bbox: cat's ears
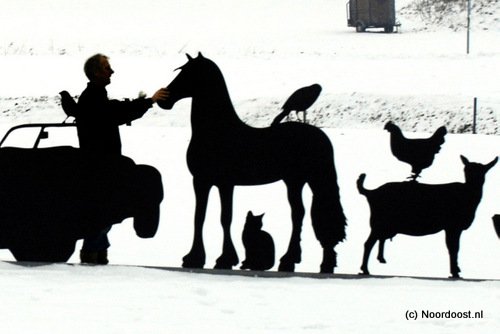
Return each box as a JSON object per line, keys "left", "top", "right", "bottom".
{"left": 247, "top": 210, "right": 265, "bottom": 218}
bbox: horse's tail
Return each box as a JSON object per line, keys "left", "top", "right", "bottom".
{"left": 309, "top": 162, "right": 347, "bottom": 248}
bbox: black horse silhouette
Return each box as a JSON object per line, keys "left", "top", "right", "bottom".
{"left": 158, "top": 53, "right": 346, "bottom": 273}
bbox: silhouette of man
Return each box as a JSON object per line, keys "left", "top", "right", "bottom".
{"left": 77, "top": 53, "right": 168, "bottom": 264}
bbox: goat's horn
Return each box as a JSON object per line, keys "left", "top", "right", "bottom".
{"left": 486, "top": 157, "right": 498, "bottom": 169}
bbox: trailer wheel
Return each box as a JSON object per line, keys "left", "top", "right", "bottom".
{"left": 384, "top": 26, "right": 394, "bottom": 33}
{"left": 356, "top": 22, "right": 365, "bottom": 33}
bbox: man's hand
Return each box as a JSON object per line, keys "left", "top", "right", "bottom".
{"left": 151, "top": 88, "right": 169, "bottom": 103}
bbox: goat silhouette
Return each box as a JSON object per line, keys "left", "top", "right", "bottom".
{"left": 357, "top": 155, "right": 497, "bottom": 278}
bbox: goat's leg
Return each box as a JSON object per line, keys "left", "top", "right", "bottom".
{"left": 182, "top": 178, "right": 211, "bottom": 269}
{"left": 214, "top": 184, "right": 239, "bottom": 269}
{"left": 279, "top": 181, "right": 305, "bottom": 272}
{"left": 445, "top": 230, "right": 462, "bottom": 278}
{"left": 360, "top": 232, "right": 377, "bottom": 275}
{"left": 377, "top": 239, "right": 387, "bottom": 263}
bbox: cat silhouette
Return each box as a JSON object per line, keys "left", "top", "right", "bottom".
{"left": 240, "top": 211, "right": 275, "bottom": 271}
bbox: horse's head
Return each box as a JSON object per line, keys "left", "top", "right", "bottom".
{"left": 158, "top": 52, "right": 221, "bottom": 110}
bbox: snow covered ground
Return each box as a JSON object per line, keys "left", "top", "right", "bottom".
{"left": 0, "top": 0, "right": 499, "bottom": 333}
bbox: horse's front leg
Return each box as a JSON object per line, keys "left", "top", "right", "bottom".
{"left": 182, "top": 178, "right": 211, "bottom": 268}
{"left": 279, "top": 181, "right": 305, "bottom": 272}
{"left": 214, "top": 184, "right": 239, "bottom": 269}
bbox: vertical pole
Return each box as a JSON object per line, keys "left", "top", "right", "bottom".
{"left": 467, "top": 0, "right": 471, "bottom": 54}
{"left": 472, "top": 97, "right": 477, "bottom": 134}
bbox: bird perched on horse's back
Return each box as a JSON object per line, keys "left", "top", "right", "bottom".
{"left": 271, "top": 84, "right": 322, "bottom": 126}
{"left": 384, "top": 121, "right": 447, "bottom": 180}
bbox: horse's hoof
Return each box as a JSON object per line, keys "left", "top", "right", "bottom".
{"left": 214, "top": 256, "right": 238, "bottom": 270}
{"left": 278, "top": 262, "right": 295, "bottom": 272}
{"left": 319, "top": 264, "right": 334, "bottom": 274}
{"left": 319, "top": 255, "right": 336, "bottom": 274}
{"left": 214, "top": 263, "right": 234, "bottom": 270}
{"left": 214, "top": 258, "right": 237, "bottom": 270}
{"left": 377, "top": 257, "right": 387, "bottom": 264}
{"left": 182, "top": 262, "right": 204, "bottom": 269}
{"left": 182, "top": 254, "right": 205, "bottom": 269}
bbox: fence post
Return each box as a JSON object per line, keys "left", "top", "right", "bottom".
{"left": 472, "top": 97, "right": 477, "bottom": 134}
{"left": 467, "top": 0, "right": 471, "bottom": 54}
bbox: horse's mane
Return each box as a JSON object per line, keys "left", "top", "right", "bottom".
{"left": 195, "top": 56, "right": 229, "bottom": 92}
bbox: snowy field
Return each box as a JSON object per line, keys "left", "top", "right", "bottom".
{"left": 0, "top": 0, "right": 499, "bottom": 333}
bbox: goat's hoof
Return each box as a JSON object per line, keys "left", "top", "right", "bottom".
{"left": 359, "top": 267, "right": 370, "bottom": 275}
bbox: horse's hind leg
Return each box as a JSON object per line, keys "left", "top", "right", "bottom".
{"left": 214, "top": 184, "right": 239, "bottom": 269}
{"left": 278, "top": 181, "right": 305, "bottom": 272}
{"left": 319, "top": 248, "right": 337, "bottom": 274}
{"left": 183, "top": 178, "right": 211, "bottom": 268}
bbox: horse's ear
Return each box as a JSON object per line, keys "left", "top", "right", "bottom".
{"left": 186, "top": 53, "right": 193, "bottom": 61}
{"left": 198, "top": 52, "right": 204, "bottom": 58}
{"left": 460, "top": 155, "right": 469, "bottom": 165}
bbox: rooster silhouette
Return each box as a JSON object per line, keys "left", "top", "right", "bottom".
{"left": 385, "top": 121, "right": 447, "bottom": 180}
